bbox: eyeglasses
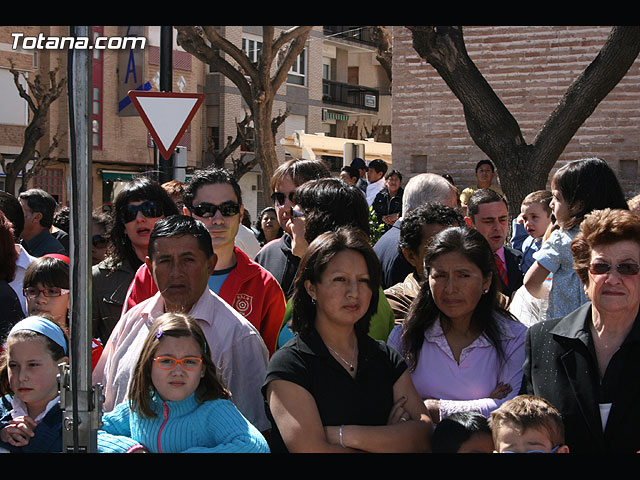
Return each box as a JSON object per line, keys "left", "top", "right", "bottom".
{"left": 290, "top": 206, "right": 305, "bottom": 218}
{"left": 271, "top": 191, "right": 296, "bottom": 207}
{"left": 154, "top": 356, "right": 203, "bottom": 370}
{"left": 588, "top": 262, "right": 640, "bottom": 276}
{"left": 23, "top": 287, "right": 70, "bottom": 298}
{"left": 123, "top": 200, "right": 164, "bottom": 223}
{"left": 92, "top": 233, "right": 110, "bottom": 248}
{"left": 190, "top": 201, "right": 241, "bottom": 218}
{"left": 503, "top": 445, "right": 561, "bottom": 454}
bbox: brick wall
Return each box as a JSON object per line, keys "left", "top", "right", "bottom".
{"left": 392, "top": 26, "right": 640, "bottom": 197}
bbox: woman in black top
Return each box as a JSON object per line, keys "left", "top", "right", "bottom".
{"left": 91, "top": 178, "right": 178, "bottom": 343}
{"left": 263, "top": 227, "right": 432, "bottom": 453}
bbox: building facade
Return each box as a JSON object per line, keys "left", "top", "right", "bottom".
{"left": 391, "top": 26, "right": 640, "bottom": 197}
{"left": 1, "top": 26, "right": 206, "bottom": 209}
{"left": 1, "top": 26, "right": 391, "bottom": 221}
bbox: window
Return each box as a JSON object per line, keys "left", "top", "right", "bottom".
{"left": 322, "top": 62, "right": 331, "bottom": 98}
{"left": 0, "top": 69, "right": 29, "bottom": 126}
{"left": 287, "top": 48, "right": 306, "bottom": 86}
{"left": 242, "top": 35, "right": 262, "bottom": 64}
{"left": 33, "top": 167, "right": 64, "bottom": 203}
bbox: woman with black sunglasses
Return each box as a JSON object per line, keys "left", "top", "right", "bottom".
{"left": 520, "top": 208, "right": 640, "bottom": 453}
{"left": 91, "top": 178, "right": 178, "bottom": 344}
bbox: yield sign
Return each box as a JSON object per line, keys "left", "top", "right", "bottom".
{"left": 128, "top": 91, "right": 205, "bottom": 160}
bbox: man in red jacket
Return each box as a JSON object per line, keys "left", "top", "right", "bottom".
{"left": 121, "top": 168, "right": 286, "bottom": 356}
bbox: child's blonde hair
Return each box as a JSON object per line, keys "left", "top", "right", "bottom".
{"left": 521, "top": 190, "right": 552, "bottom": 216}
{"left": 489, "top": 394, "right": 565, "bottom": 448}
{"left": 128, "top": 312, "right": 230, "bottom": 418}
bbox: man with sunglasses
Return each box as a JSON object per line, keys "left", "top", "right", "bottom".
{"left": 122, "top": 168, "right": 286, "bottom": 357}
{"left": 254, "top": 158, "right": 332, "bottom": 300}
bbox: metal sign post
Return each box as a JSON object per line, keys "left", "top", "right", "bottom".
{"left": 158, "top": 26, "right": 174, "bottom": 183}
{"left": 61, "top": 25, "right": 102, "bottom": 453}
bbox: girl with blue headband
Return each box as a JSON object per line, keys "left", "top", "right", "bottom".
{"left": 0, "top": 316, "right": 68, "bottom": 453}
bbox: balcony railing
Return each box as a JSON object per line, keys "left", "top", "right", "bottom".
{"left": 322, "top": 79, "right": 379, "bottom": 112}
{"left": 323, "top": 26, "right": 376, "bottom": 46}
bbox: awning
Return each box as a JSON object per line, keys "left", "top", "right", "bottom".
{"left": 326, "top": 111, "right": 349, "bottom": 121}
{"left": 100, "top": 170, "right": 139, "bottom": 182}
{"left": 280, "top": 131, "right": 392, "bottom": 164}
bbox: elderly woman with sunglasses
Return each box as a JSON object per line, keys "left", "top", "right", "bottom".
{"left": 92, "top": 178, "right": 178, "bottom": 344}
{"left": 520, "top": 208, "right": 640, "bottom": 453}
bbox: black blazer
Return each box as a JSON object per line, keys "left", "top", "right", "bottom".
{"left": 501, "top": 246, "right": 523, "bottom": 298}
{"left": 520, "top": 302, "right": 640, "bottom": 453}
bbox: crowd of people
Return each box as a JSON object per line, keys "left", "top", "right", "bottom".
{"left": 0, "top": 154, "right": 639, "bottom": 454}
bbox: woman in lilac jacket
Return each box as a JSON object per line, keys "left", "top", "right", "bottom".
{"left": 387, "top": 226, "right": 527, "bottom": 425}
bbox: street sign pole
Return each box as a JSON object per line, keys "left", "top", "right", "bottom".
{"left": 62, "top": 25, "right": 102, "bottom": 453}
{"left": 158, "top": 26, "right": 174, "bottom": 184}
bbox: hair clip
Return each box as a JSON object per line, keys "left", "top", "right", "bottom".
{"left": 156, "top": 326, "right": 163, "bottom": 339}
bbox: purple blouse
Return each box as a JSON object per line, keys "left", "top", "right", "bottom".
{"left": 387, "top": 313, "right": 527, "bottom": 419}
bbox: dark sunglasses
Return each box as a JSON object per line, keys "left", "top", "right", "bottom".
{"left": 123, "top": 200, "right": 164, "bottom": 223}
{"left": 92, "top": 233, "right": 110, "bottom": 247}
{"left": 190, "top": 201, "right": 241, "bottom": 218}
{"left": 290, "top": 206, "right": 305, "bottom": 218}
{"left": 271, "top": 191, "right": 296, "bottom": 207}
{"left": 588, "top": 262, "right": 640, "bottom": 276}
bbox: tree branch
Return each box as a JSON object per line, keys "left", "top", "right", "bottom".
{"left": 271, "top": 108, "right": 290, "bottom": 138}
{"left": 372, "top": 26, "right": 393, "bottom": 83}
{"left": 271, "top": 26, "right": 312, "bottom": 91}
{"left": 258, "top": 26, "right": 275, "bottom": 86}
{"left": 175, "top": 26, "right": 253, "bottom": 102}
{"left": 201, "top": 26, "right": 257, "bottom": 79}
{"left": 532, "top": 26, "right": 640, "bottom": 171}
{"left": 211, "top": 111, "right": 253, "bottom": 168}
{"left": 407, "top": 26, "right": 526, "bottom": 164}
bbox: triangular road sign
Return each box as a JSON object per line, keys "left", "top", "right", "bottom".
{"left": 128, "top": 91, "right": 205, "bottom": 160}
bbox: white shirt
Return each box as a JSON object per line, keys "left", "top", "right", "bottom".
{"left": 235, "top": 224, "right": 261, "bottom": 260}
{"left": 9, "top": 244, "right": 36, "bottom": 316}
{"left": 366, "top": 178, "right": 385, "bottom": 207}
{"left": 92, "top": 287, "right": 270, "bottom": 431}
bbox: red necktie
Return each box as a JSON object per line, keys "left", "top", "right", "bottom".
{"left": 495, "top": 253, "right": 508, "bottom": 286}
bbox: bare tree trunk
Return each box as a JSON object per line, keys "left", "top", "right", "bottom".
{"left": 176, "top": 26, "right": 312, "bottom": 202}
{"left": 1, "top": 65, "right": 67, "bottom": 195}
{"left": 407, "top": 26, "right": 640, "bottom": 219}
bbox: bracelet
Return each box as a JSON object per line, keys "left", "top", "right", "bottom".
{"left": 339, "top": 425, "right": 345, "bottom": 448}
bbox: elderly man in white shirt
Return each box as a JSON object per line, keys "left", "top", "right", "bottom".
{"left": 93, "top": 214, "right": 270, "bottom": 432}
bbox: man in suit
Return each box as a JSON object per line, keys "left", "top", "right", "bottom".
{"left": 466, "top": 188, "right": 523, "bottom": 299}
